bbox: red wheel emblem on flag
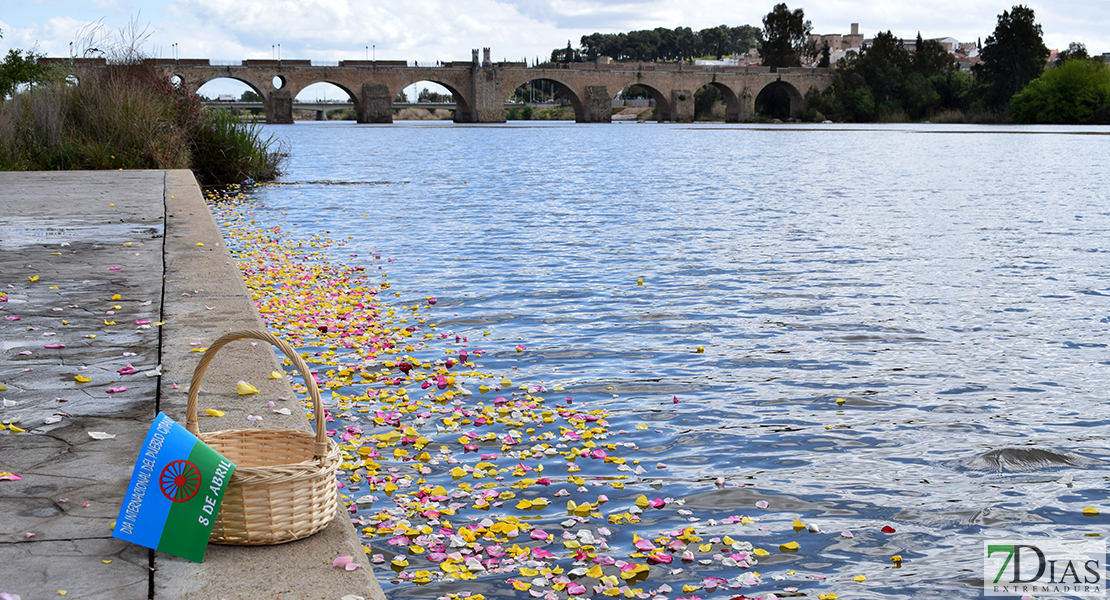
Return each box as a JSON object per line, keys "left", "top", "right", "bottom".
{"left": 159, "top": 460, "right": 201, "bottom": 502}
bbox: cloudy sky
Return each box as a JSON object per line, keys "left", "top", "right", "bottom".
{"left": 2, "top": 0, "right": 1107, "bottom": 97}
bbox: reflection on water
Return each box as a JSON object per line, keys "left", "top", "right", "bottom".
{"left": 243, "top": 121, "right": 1110, "bottom": 598}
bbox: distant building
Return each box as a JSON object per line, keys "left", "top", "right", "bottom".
{"left": 809, "top": 23, "right": 864, "bottom": 55}
{"left": 902, "top": 37, "right": 958, "bottom": 53}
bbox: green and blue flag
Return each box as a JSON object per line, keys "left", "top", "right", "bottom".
{"left": 112, "top": 412, "right": 236, "bottom": 562}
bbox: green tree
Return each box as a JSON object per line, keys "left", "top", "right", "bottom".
{"left": 1011, "top": 58, "right": 1110, "bottom": 123}
{"left": 817, "top": 41, "right": 831, "bottom": 68}
{"left": 930, "top": 70, "right": 975, "bottom": 111}
{"left": 550, "top": 41, "right": 582, "bottom": 63}
{"left": 729, "top": 25, "right": 762, "bottom": 56}
{"left": 858, "top": 31, "right": 910, "bottom": 108}
{"left": 974, "top": 5, "right": 1049, "bottom": 109}
{"left": 913, "top": 38, "right": 956, "bottom": 77}
{"left": 760, "top": 3, "right": 813, "bottom": 68}
{"left": 0, "top": 48, "right": 53, "bottom": 99}
{"left": 1054, "top": 42, "right": 1089, "bottom": 67}
{"left": 673, "top": 27, "right": 697, "bottom": 61}
{"left": 698, "top": 25, "right": 730, "bottom": 59}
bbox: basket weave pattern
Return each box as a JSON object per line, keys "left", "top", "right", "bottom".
{"left": 186, "top": 329, "right": 340, "bottom": 545}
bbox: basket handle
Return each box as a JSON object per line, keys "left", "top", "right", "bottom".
{"left": 185, "top": 329, "right": 328, "bottom": 460}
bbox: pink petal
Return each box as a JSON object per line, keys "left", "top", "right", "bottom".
{"left": 333, "top": 555, "right": 353, "bottom": 568}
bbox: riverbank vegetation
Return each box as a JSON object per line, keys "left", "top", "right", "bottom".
{"left": 0, "top": 26, "right": 283, "bottom": 185}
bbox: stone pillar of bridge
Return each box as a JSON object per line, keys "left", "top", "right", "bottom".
{"left": 669, "top": 90, "right": 694, "bottom": 123}
{"left": 581, "top": 86, "right": 612, "bottom": 123}
{"left": 268, "top": 90, "right": 294, "bottom": 124}
{"left": 315, "top": 110, "right": 326, "bottom": 121}
{"left": 737, "top": 88, "right": 755, "bottom": 122}
{"left": 359, "top": 83, "right": 393, "bottom": 124}
{"left": 461, "top": 63, "right": 506, "bottom": 123}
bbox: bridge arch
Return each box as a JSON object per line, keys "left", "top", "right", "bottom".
{"left": 692, "top": 81, "right": 741, "bottom": 122}
{"left": 188, "top": 74, "right": 270, "bottom": 104}
{"left": 503, "top": 75, "right": 584, "bottom": 122}
{"left": 754, "top": 79, "right": 805, "bottom": 120}
{"left": 283, "top": 80, "right": 362, "bottom": 120}
{"left": 395, "top": 77, "right": 472, "bottom": 122}
{"left": 615, "top": 81, "right": 673, "bottom": 122}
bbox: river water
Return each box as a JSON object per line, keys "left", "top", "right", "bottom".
{"left": 226, "top": 121, "right": 1110, "bottom": 599}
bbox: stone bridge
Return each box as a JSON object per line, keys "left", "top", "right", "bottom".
{"left": 55, "top": 48, "right": 834, "bottom": 124}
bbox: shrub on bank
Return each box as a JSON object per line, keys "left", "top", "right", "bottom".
{"left": 0, "top": 60, "right": 283, "bottom": 186}
{"left": 1011, "top": 59, "right": 1110, "bottom": 124}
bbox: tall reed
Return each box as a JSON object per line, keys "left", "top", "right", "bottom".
{"left": 0, "top": 60, "right": 283, "bottom": 185}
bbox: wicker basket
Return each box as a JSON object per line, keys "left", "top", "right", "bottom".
{"left": 185, "top": 329, "right": 340, "bottom": 545}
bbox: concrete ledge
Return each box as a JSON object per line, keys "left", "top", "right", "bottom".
{"left": 156, "top": 170, "right": 385, "bottom": 600}
{"left": 0, "top": 170, "right": 384, "bottom": 600}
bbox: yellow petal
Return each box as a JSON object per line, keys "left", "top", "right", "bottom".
{"left": 204, "top": 409, "right": 225, "bottom": 417}
{"left": 75, "top": 375, "right": 92, "bottom": 383}
{"left": 111, "top": 294, "right": 121, "bottom": 300}
{"left": 780, "top": 541, "right": 800, "bottom": 552}
{"left": 1083, "top": 507, "right": 1100, "bottom": 516}
{"left": 853, "top": 575, "right": 867, "bottom": 582}
{"left": 195, "top": 242, "right": 205, "bottom": 247}
{"left": 268, "top": 370, "right": 283, "bottom": 379}
{"left": 29, "top": 275, "right": 39, "bottom": 282}
{"left": 237, "top": 381, "right": 260, "bottom": 395}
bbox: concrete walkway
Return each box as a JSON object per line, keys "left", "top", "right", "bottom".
{"left": 0, "top": 170, "right": 385, "bottom": 600}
